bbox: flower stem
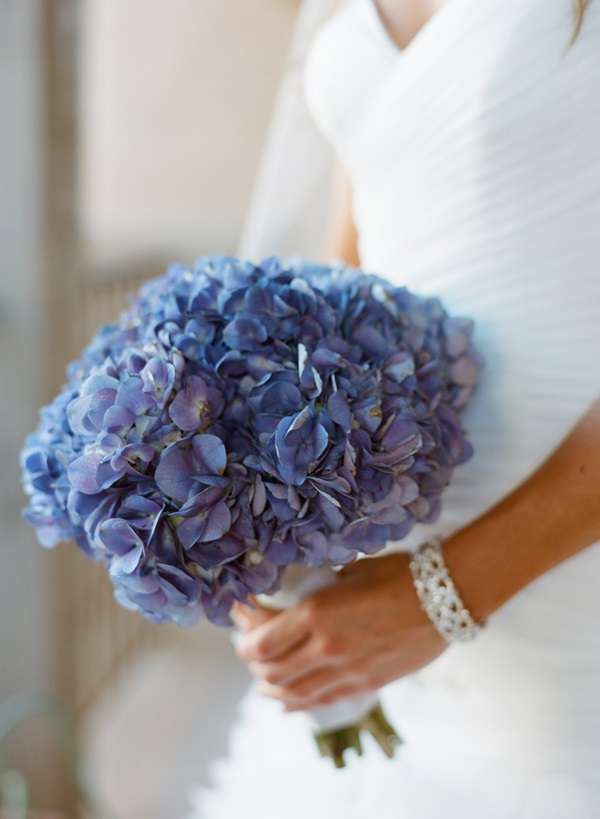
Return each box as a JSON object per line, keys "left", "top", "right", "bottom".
{"left": 312, "top": 702, "right": 403, "bottom": 767}
{"left": 359, "top": 702, "right": 403, "bottom": 758}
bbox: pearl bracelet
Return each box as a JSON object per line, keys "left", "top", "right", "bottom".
{"left": 408, "top": 537, "right": 485, "bottom": 643}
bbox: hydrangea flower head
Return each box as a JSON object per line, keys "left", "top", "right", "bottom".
{"left": 21, "top": 256, "right": 481, "bottom": 626}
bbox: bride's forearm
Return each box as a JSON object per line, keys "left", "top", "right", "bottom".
{"left": 443, "top": 399, "right": 600, "bottom": 624}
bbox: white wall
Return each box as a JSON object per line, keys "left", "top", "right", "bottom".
{"left": 78, "top": 0, "right": 299, "bottom": 272}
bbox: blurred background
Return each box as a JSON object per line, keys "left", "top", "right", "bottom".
{"left": 0, "top": 0, "right": 335, "bottom": 816}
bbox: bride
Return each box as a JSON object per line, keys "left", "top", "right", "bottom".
{"left": 187, "top": 0, "right": 600, "bottom": 816}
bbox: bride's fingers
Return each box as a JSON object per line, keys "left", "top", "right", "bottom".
{"left": 235, "top": 606, "right": 311, "bottom": 663}
{"left": 284, "top": 655, "right": 409, "bottom": 711}
{"left": 231, "top": 598, "right": 277, "bottom": 632}
{"left": 248, "top": 636, "right": 328, "bottom": 686}
{"left": 257, "top": 664, "right": 364, "bottom": 706}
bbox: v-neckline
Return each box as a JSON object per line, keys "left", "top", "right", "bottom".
{"left": 365, "top": 0, "right": 454, "bottom": 59}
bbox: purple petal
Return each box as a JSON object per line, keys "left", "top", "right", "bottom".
{"left": 252, "top": 474, "right": 267, "bottom": 516}
{"left": 192, "top": 434, "right": 227, "bottom": 475}
{"left": 265, "top": 538, "right": 298, "bottom": 565}
{"left": 382, "top": 418, "right": 421, "bottom": 450}
{"left": 169, "top": 376, "right": 210, "bottom": 432}
{"left": 177, "top": 500, "right": 232, "bottom": 548}
{"left": 353, "top": 397, "right": 382, "bottom": 434}
{"left": 110, "top": 542, "right": 144, "bottom": 575}
{"left": 116, "top": 572, "right": 161, "bottom": 595}
{"left": 87, "top": 388, "right": 118, "bottom": 429}
{"left": 176, "top": 486, "right": 224, "bottom": 517}
{"left": 141, "top": 357, "right": 175, "bottom": 403}
{"left": 265, "top": 482, "right": 288, "bottom": 500}
{"left": 81, "top": 373, "right": 120, "bottom": 396}
{"left": 103, "top": 405, "right": 135, "bottom": 433}
{"left": 67, "top": 453, "right": 103, "bottom": 494}
{"left": 327, "top": 392, "right": 352, "bottom": 432}
{"left": 352, "top": 324, "right": 387, "bottom": 356}
{"left": 172, "top": 514, "right": 204, "bottom": 550}
{"left": 155, "top": 445, "right": 195, "bottom": 503}
{"left": 98, "top": 518, "right": 144, "bottom": 556}
{"left": 120, "top": 443, "right": 155, "bottom": 464}
{"left": 239, "top": 557, "right": 279, "bottom": 594}
{"left": 223, "top": 315, "right": 268, "bottom": 351}
{"left": 67, "top": 396, "right": 94, "bottom": 435}
{"left": 201, "top": 501, "right": 232, "bottom": 542}
{"left": 116, "top": 377, "right": 155, "bottom": 415}
{"left": 384, "top": 352, "right": 415, "bottom": 383}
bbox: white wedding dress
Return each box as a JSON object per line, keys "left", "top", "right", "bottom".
{"left": 186, "top": 0, "right": 600, "bottom": 816}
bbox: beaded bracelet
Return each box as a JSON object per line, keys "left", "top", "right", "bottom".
{"left": 408, "top": 537, "right": 485, "bottom": 643}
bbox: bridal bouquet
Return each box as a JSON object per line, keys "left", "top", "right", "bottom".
{"left": 21, "top": 255, "right": 480, "bottom": 766}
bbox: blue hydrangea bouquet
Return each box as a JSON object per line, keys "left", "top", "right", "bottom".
{"left": 21, "top": 255, "right": 481, "bottom": 766}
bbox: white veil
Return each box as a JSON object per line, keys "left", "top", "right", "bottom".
{"left": 237, "top": 0, "right": 338, "bottom": 263}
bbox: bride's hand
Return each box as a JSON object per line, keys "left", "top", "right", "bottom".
{"left": 231, "top": 554, "right": 447, "bottom": 711}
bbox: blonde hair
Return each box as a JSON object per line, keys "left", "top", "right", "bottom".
{"left": 572, "top": 0, "right": 591, "bottom": 43}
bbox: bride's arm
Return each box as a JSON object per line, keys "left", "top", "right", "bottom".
{"left": 326, "top": 161, "right": 361, "bottom": 267}
{"left": 233, "top": 400, "right": 600, "bottom": 710}
{"left": 443, "top": 397, "right": 600, "bottom": 623}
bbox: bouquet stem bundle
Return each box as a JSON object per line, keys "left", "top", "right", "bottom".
{"left": 314, "top": 701, "right": 402, "bottom": 768}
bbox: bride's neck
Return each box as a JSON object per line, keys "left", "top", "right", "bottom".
{"left": 373, "top": 0, "right": 446, "bottom": 50}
